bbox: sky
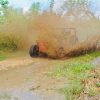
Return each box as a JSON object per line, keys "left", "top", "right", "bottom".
{"left": 9, "top": 0, "right": 50, "bottom": 12}
{"left": 8, "top": 0, "right": 100, "bottom": 15}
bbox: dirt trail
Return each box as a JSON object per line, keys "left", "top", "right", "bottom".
{"left": 0, "top": 56, "right": 34, "bottom": 70}
{"left": 0, "top": 56, "right": 65, "bottom": 100}
{"left": 0, "top": 56, "right": 100, "bottom": 100}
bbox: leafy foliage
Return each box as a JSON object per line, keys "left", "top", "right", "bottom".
{"left": 0, "top": 0, "right": 9, "bottom": 23}
{"left": 0, "top": 0, "right": 8, "bottom": 8}
{"left": 30, "top": 2, "right": 40, "bottom": 13}
{"left": 49, "top": 0, "right": 54, "bottom": 12}
{"left": 63, "top": 0, "right": 95, "bottom": 19}
{"left": 0, "top": 34, "right": 23, "bottom": 51}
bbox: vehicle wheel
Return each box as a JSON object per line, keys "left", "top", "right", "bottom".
{"left": 29, "top": 45, "right": 39, "bottom": 57}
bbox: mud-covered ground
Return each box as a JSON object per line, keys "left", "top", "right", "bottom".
{"left": 0, "top": 52, "right": 100, "bottom": 100}
{"left": 0, "top": 55, "right": 65, "bottom": 100}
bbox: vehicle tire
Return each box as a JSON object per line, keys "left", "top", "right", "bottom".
{"left": 29, "top": 45, "right": 39, "bottom": 57}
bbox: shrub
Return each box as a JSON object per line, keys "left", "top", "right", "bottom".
{"left": 0, "top": 33, "right": 25, "bottom": 51}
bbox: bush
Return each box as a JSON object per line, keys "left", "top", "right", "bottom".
{"left": 0, "top": 34, "right": 25, "bottom": 51}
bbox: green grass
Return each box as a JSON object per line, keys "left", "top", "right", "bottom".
{"left": 88, "top": 87, "right": 97, "bottom": 97}
{"left": 47, "top": 51, "right": 100, "bottom": 100}
{"left": 61, "top": 81, "right": 84, "bottom": 100}
{"left": 96, "top": 82, "right": 100, "bottom": 87}
{"left": 0, "top": 54, "right": 7, "bottom": 61}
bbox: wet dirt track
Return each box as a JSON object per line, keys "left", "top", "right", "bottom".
{"left": 0, "top": 56, "right": 65, "bottom": 100}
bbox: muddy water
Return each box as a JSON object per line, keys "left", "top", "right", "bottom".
{"left": 0, "top": 58, "right": 65, "bottom": 100}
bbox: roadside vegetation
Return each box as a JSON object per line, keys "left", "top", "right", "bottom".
{"left": 47, "top": 51, "right": 100, "bottom": 100}
{"left": 0, "top": 54, "right": 7, "bottom": 61}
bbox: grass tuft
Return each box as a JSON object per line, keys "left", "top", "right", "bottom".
{"left": 47, "top": 51, "right": 100, "bottom": 100}
{"left": 88, "top": 87, "right": 97, "bottom": 97}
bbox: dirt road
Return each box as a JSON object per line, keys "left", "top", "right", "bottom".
{"left": 0, "top": 56, "right": 65, "bottom": 100}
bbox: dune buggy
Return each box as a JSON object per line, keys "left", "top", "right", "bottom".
{"left": 29, "top": 28, "right": 78, "bottom": 58}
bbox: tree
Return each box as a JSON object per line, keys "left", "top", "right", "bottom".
{"left": 49, "top": 0, "right": 55, "bottom": 12}
{"left": 30, "top": 2, "right": 40, "bottom": 13}
{"left": 63, "top": 0, "right": 95, "bottom": 19}
{"left": 0, "top": 0, "right": 9, "bottom": 23}
{"left": 0, "top": 0, "right": 8, "bottom": 8}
